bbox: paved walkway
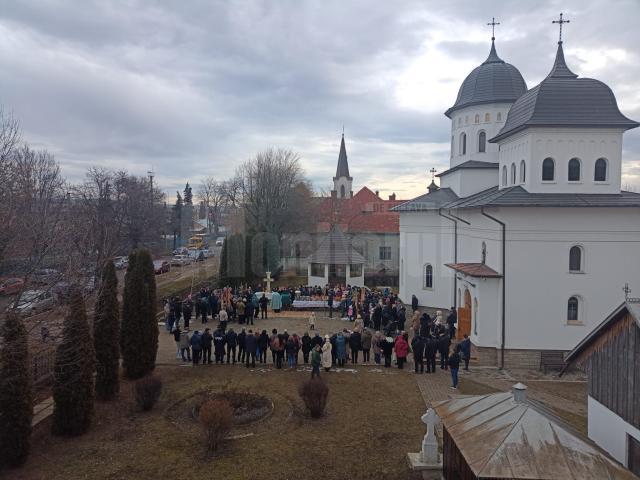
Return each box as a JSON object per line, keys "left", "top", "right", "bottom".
{"left": 32, "top": 396, "right": 53, "bottom": 426}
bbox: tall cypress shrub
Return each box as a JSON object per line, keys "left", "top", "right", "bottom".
{"left": 121, "top": 249, "right": 158, "bottom": 379}
{"left": 52, "top": 289, "right": 95, "bottom": 436}
{"left": 0, "top": 312, "right": 33, "bottom": 467}
{"left": 94, "top": 259, "right": 120, "bottom": 400}
{"left": 218, "top": 236, "right": 228, "bottom": 287}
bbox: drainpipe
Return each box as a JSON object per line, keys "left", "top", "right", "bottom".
{"left": 481, "top": 207, "right": 506, "bottom": 370}
{"left": 438, "top": 209, "right": 458, "bottom": 308}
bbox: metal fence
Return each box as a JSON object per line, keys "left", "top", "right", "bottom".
{"left": 32, "top": 346, "right": 56, "bottom": 385}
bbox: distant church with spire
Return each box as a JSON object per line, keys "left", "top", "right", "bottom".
{"left": 332, "top": 134, "right": 353, "bottom": 198}
{"left": 394, "top": 15, "right": 640, "bottom": 371}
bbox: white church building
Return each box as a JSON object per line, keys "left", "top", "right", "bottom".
{"left": 395, "top": 33, "right": 640, "bottom": 368}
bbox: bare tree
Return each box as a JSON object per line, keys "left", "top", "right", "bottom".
{"left": 197, "top": 176, "right": 229, "bottom": 236}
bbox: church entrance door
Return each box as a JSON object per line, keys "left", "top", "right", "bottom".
{"left": 457, "top": 289, "right": 472, "bottom": 339}
{"left": 329, "top": 264, "right": 346, "bottom": 287}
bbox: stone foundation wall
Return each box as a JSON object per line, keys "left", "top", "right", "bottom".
{"left": 471, "top": 345, "right": 559, "bottom": 370}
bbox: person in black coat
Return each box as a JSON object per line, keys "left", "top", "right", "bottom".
{"left": 459, "top": 334, "right": 471, "bottom": 370}
{"left": 419, "top": 313, "right": 431, "bottom": 337}
{"left": 438, "top": 334, "right": 450, "bottom": 370}
{"left": 398, "top": 307, "right": 407, "bottom": 331}
{"left": 244, "top": 329, "right": 257, "bottom": 368}
{"left": 411, "top": 294, "right": 419, "bottom": 312}
{"left": 301, "top": 332, "right": 312, "bottom": 364}
{"left": 213, "top": 328, "right": 226, "bottom": 364}
{"left": 237, "top": 328, "right": 246, "bottom": 363}
{"left": 258, "top": 330, "right": 269, "bottom": 363}
{"left": 259, "top": 293, "right": 269, "bottom": 319}
{"left": 311, "top": 332, "right": 324, "bottom": 350}
{"left": 182, "top": 299, "right": 192, "bottom": 329}
{"left": 349, "top": 330, "right": 362, "bottom": 364}
{"left": 245, "top": 302, "right": 255, "bottom": 326}
{"left": 380, "top": 336, "right": 394, "bottom": 368}
{"left": 424, "top": 336, "right": 437, "bottom": 373}
{"left": 225, "top": 328, "right": 238, "bottom": 364}
{"left": 411, "top": 334, "right": 425, "bottom": 374}
{"left": 447, "top": 308, "right": 457, "bottom": 340}
{"left": 200, "top": 296, "right": 208, "bottom": 324}
{"left": 200, "top": 328, "right": 213, "bottom": 364}
{"left": 372, "top": 304, "right": 382, "bottom": 331}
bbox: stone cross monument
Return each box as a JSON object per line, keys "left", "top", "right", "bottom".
{"left": 263, "top": 271, "right": 273, "bottom": 293}
{"left": 407, "top": 408, "right": 443, "bottom": 478}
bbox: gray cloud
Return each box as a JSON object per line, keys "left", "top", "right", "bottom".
{"left": 0, "top": 0, "right": 638, "bottom": 199}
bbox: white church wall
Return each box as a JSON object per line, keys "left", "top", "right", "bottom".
{"left": 588, "top": 395, "right": 640, "bottom": 467}
{"left": 498, "top": 127, "right": 625, "bottom": 194}
{"left": 399, "top": 211, "right": 454, "bottom": 308}
{"left": 449, "top": 103, "right": 511, "bottom": 167}
{"left": 499, "top": 206, "right": 640, "bottom": 350}
{"left": 439, "top": 168, "right": 498, "bottom": 198}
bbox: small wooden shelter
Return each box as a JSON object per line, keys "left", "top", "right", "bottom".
{"left": 432, "top": 384, "right": 638, "bottom": 480}
{"left": 563, "top": 300, "right": 640, "bottom": 475}
{"left": 306, "top": 225, "right": 365, "bottom": 287}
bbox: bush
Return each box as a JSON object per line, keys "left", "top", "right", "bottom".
{"left": 134, "top": 375, "right": 162, "bottom": 411}
{"left": 94, "top": 259, "right": 120, "bottom": 400}
{"left": 0, "top": 312, "right": 33, "bottom": 467}
{"left": 200, "top": 399, "right": 233, "bottom": 455}
{"left": 298, "top": 378, "right": 329, "bottom": 418}
{"left": 52, "top": 289, "right": 95, "bottom": 436}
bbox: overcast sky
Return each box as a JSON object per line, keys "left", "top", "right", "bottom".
{"left": 1, "top": 0, "right": 639, "bottom": 200}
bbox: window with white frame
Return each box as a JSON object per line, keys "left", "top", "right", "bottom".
{"left": 567, "top": 296, "right": 580, "bottom": 322}
{"left": 542, "top": 157, "right": 555, "bottom": 181}
{"left": 379, "top": 246, "right": 391, "bottom": 260}
{"left": 424, "top": 264, "right": 433, "bottom": 289}
{"left": 569, "top": 245, "right": 583, "bottom": 272}
{"left": 520, "top": 160, "right": 526, "bottom": 183}
{"left": 511, "top": 163, "right": 516, "bottom": 184}
{"left": 478, "top": 131, "right": 486, "bottom": 153}
{"left": 568, "top": 158, "right": 581, "bottom": 182}
{"left": 594, "top": 158, "right": 608, "bottom": 182}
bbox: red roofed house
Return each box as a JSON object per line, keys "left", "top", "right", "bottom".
{"left": 281, "top": 134, "right": 405, "bottom": 286}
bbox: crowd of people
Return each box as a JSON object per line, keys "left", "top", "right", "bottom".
{"left": 163, "top": 284, "right": 471, "bottom": 390}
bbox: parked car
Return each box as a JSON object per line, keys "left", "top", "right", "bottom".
{"left": 153, "top": 260, "right": 171, "bottom": 274}
{"left": 172, "top": 247, "right": 189, "bottom": 256}
{"left": 170, "top": 255, "right": 192, "bottom": 267}
{"left": 201, "top": 249, "right": 214, "bottom": 258}
{"left": 31, "top": 268, "right": 59, "bottom": 285}
{"left": 0, "top": 278, "right": 24, "bottom": 296}
{"left": 187, "top": 249, "right": 205, "bottom": 262}
{"left": 114, "top": 256, "right": 129, "bottom": 270}
{"left": 215, "top": 237, "right": 225, "bottom": 246}
{"left": 13, "top": 290, "right": 55, "bottom": 316}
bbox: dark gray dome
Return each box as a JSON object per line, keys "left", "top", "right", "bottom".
{"left": 491, "top": 42, "right": 639, "bottom": 143}
{"left": 445, "top": 40, "right": 527, "bottom": 118}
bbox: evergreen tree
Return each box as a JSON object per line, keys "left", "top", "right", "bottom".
{"left": 218, "top": 234, "right": 228, "bottom": 287}
{"left": 0, "top": 312, "right": 33, "bottom": 467}
{"left": 94, "top": 259, "right": 120, "bottom": 400}
{"left": 120, "top": 249, "right": 158, "bottom": 379}
{"left": 183, "top": 182, "right": 193, "bottom": 205}
{"left": 52, "top": 289, "right": 95, "bottom": 436}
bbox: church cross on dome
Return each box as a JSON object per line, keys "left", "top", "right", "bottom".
{"left": 487, "top": 17, "right": 500, "bottom": 40}
{"left": 552, "top": 12, "right": 570, "bottom": 43}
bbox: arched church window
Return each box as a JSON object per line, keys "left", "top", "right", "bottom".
{"left": 497, "top": 112, "right": 502, "bottom": 122}
{"left": 569, "top": 246, "right": 583, "bottom": 272}
{"left": 520, "top": 160, "right": 526, "bottom": 183}
{"left": 502, "top": 166, "right": 507, "bottom": 186}
{"left": 542, "top": 158, "right": 555, "bottom": 181}
{"left": 481, "top": 242, "right": 487, "bottom": 264}
{"left": 594, "top": 158, "right": 608, "bottom": 182}
{"left": 478, "top": 131, "right": 486, "bottom": 153}
{"left": 424, "top": 264, "right": 433, "bottom": 289}
{"left": 568, "top": 158, "right": 581, "bottom": 182}
{"left": 510, "top": 163, "right": 516, "bottom": 185}
{"left": 485, "top": 113, "right": 490, "bottom": 122}
{"left": 567, "top": 296, "right": 579, "bottom": 322}
{"left": 460, "top": 133, "right": 466, "bottom": 155}
{"left": 340, "top": 185, "right": 345, "bottom": 198}
{"left": 474, "top": 114, "right": 480, "bottom": 124}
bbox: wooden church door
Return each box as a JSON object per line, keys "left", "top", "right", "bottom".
{"left": 457, "top": 289, "right": 472, "bottom": 339}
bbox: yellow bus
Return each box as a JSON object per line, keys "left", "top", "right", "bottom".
{"left": 187, "top": 234, "right": 207, "bottom": 250}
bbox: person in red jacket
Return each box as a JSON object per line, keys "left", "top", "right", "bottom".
{"left": 394, "top": 331, "right": 409, "bottom": 369}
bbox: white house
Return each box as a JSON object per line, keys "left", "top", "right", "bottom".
{"left": 395, "top": 35, "right": 640, "bottom": 368}
{"left": 563, "top": 301, "right": 640, "bottom": 476}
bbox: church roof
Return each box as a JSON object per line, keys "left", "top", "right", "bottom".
{"left": 334, "top": 134, "right": 352, "bottom": 180}
{"left": 448, "top": 185, "right": 640, "bottom": 209}
{"left": 491, "top": 42, "right": 639, "bottom": 142}
{"left": 391, "top": 187, "right": 459, "bottom": 212}
{"left": 307, "top": 225, "right": 365, "bottom": 264}
{"left": 436, "top": 160, "right": 499, "bottom": 178}
{"left": 445, "top": 263, "right": 501, "bottom": 278}
{"left": 445, "top": 40, "right": 527, "bottom": 118}
{"left": 433, "top": 391, "right": 637, "bottom": 479}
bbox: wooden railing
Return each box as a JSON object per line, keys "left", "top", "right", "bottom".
{"left": 31, "top": 346, "right": 56, "bottom": 385}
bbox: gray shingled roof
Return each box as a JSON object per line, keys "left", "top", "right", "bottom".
{"left": 334, "top": 134, "right": 352, "bottom": 179}
{"left": 491, "top": 42, "right": 639, "bottom": 143}
{"left": 436, "top": 160, "right": 498, "bottom": 178}
{"left": 445, "top": 40, "right": 527, "bottom": 118}
{"left": 448, "top": 185, "right": 640, "bottom": 208}
{"left": 307, "top": 225, "right": 364, "bottom": 264}
{"left": 391, "top": 187, "right": 459, "bottom": 212}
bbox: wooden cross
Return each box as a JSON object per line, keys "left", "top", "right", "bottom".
{"left": 552, "top": 13, "right": 570, "bottom": 42}
{"left": 623, "top": 283, "right": 631, "bottom": 301}
{"left": 487, "top": 17, "right": 500, "bottom": 40}
{"left": 264, "top": 271, "right": 273, "bottom": 293}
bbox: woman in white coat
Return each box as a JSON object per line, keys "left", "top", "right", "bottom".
{"left": 321, "top": 335, "right": 332, "bottom": 372}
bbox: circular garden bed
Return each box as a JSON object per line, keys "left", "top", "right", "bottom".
{"left": 191, "top": 391, "right": 273, "bottom": 426}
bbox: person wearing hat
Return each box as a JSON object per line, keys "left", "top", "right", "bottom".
{"left": 321, "top": 335, "right": 332, "bottom": 372}
{"left": 381, "top": 335, "right": 394, "bottom": 368}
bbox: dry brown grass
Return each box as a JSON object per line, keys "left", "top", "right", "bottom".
{"left": 7, "top": 365, "right": 427, "bottom": 480}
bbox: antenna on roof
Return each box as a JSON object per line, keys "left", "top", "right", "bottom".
{"left": 487, "top": 17, "right": 500, "bottom": 41}
{"left": 623, "top": 283, "right": 631, "bottom": 301}
{"left": 552, "top": 12, "right": 570, "bottom": 43}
